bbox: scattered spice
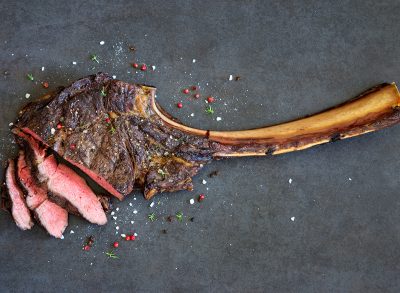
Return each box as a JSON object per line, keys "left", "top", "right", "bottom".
{"left": 209, "top": 170, "right": 219, "bottom": 178}
{"left": 42, "top": 81, "right": 49, "bottom": 88}
{"left": 205, "top": 105, "right": 214, "bottom": 115}
{"left": 190, "top": 217, "right": 195, "bottom": 222}
{"left": 176, "top": 211, "right": 183, "bottom": 222}
{"left": 167, "top": 215, "right": 173, "bottom": 222}
{"left": 148, "top": 213, "right": 156, "bottom": 222}
{"left": 191, "top": 86, "right": 197, "bottom": 91}
{"left": 90, "top": 54, "right": 99, "bottom": 63}
{"left": 198, "top": 194, "right": 205, "bottom": 202}
{"left": 177, "top": 102, "right": 183, "bottom": 109}
{"left": 70, "top": 143, "right": 76, "bottom": 150}
{"left": 140, "top": 64, "right": 147, "bottom": 71}
{"left": 113, "top": 241, "right": 119, "bottom": 248}
{"left": 129, "top": 45, "right": 136, "bottom": 51}
{"left": 132, "top": 63, "right": 139, "bottom": 68}
{"left": 105, "top": 251, "right": 118, "bottom": 259}
{"left": 162, "top": 229, "right": 167, "bottom": 234}
{"left": 183, "top": 88, "right": 190, "bottom": 94}
{"left": 83, "top": 235, "right": 95, "bottom": 251}
{"left": 235, "top": 76, "right": 241, "bottom": 81}
{"left": 100, "top": 86, "right": 107, "bottom": 97}
{"left": 207, "top": 96, "right": 215, "bottom": 103}
{"left": 27, "top": 74, "right": 34, "bottom": 81}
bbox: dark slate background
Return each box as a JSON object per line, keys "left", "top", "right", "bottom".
{"left": 1, "top": 1, "right": 400, "bottom": 292}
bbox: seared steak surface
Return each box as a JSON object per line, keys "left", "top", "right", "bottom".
{"left": 17, "top": 73, "right": 216, "bottom": 199}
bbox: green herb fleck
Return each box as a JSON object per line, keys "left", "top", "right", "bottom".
{"left": 205, "top": 105, "right": 214, "bottom": 115}
{"left": 109, "top": 126, "right": 116, "bottom": 134}
{"left": 90, "top": 54, "right": 100, "bottom": 63}
{"left": 176, "top": 211, "right": 183, "bottom": 222}
{"left": 27, "top": 74, "right": 34, "bottom": 81}
{"left": 100, "top": 86, "right": 107, "bottom": 97}
{"left": 105, "top": 251, "right": 118, "bottom": 259}
{"left": 148, "top": 213, "right": 156, "bottom": 222}
{"left": 157, "top": 169, "right": 168, "bottom": 179}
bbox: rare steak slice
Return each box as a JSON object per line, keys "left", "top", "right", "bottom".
{"left": 14, "top": 128, "right": 107, "bottom": 225}
{"left": 17, "top": 150, "right": 68, "bottom": 238}
{"left": 5, "top": 159, "right": 33, "bottom": 230}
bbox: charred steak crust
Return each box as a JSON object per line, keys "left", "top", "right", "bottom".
{"left": 16, "top": 73, "right": 215, "bottom": 199}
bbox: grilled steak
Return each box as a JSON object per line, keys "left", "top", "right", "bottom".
{"left": 4, "top": 159, "right": 33, "bottom": 230}
{"left": 16, "top": 73, "right": 217, "bottom": 199}
{"left": 14, "top": 129, "right": 107, "bottom": 225}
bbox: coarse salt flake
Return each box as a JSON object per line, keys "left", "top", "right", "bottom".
{"left": 99, "top": 41, "right": 105, "bottom": 45}
{"left": 129, "top": 203, "right": 132, "bottom": 206}
{"left": 291, "top": 217, "right": 295, "bottom": 222}
{"left": 202, "top": 179, "right": 207, "bottom": 184}
{"left": 41, "top": 67, "right": 45, "bottom": 71}
{"left": 72, "top": 61, "right": 77, "bottom": 65}
{"left": 216, "top": 117, "right": 222, "bottom": 121}
{"left": 25, "top": 93, "right": 30, "bottom": 99}
{"left": 190, "top": 113, "right": 195, "bottom": 117}
{"left": 111, "top": 211, "right": 115, "bottom": 215}
{"left": 70, "top": 230, "right": 74, "bottom": 234}
{"left": 133, "top": 209, "right": 138, "bottom": 214}
{"left": 229, "top": 75, "right": 233, "bottom": 81}
{"left": 289, "top": 178, "right": 292, "bottom": 184}
{"left": 112, "top": 75, "right": 116, "bottom": 79}
{"left": 116, "top": 208, "right": 119, "bottom": 211}
{"left": 113, "top": 216, "right": 117, "bottom": 220}
{"left": 189, "top": 198, "right": 195, "bottom": 205}
{"left": 131, "top": 221, "right": 134, "bottom": 224}
{"left": 150, "top": 202, "right": 155, "bottom": 208}
{"left": 192, "top": 59, "right": 196, "bottom": 63}
{"left": 116, "top": 226, "right": 120, "bottom": 230}
{"left": 60, "top": 235, "right": 64, "bottom": 239}
{"left": 9, "top": 122, "right": 13, "bottom": 127}
{"left": 121, "top": 234, "right": 126, "bottom": 238}
{"left": 50, "top": 128, "right": 55, "bottom": 135}
{"left": 152, "top": 65, "right": 156, "bottom": 70}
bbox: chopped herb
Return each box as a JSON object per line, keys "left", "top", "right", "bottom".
{"left": 176, "top": 211, "right": 183, "bottom": 222}
{"left": 90, "top": 54, "right": 99, "bottom": 63}
{"left": 109, "top": 126, "right": 116, "bottom": 134}
{"left": 205, "top": 105, "right": 214, "bottom": 115}
{"left": 157, "top": 169, "right": 168, "bottom": 179}
{"left": 105, "top": 251, "right": 119, "bottom": 259}
{"left": 27, "top": 73, "right": 34, "bottom": 81}
{"left": 100, "top": 86, "right": 107, "bottom": 97}
{"left": 148, "top": 213, "right": 156, "bottom": 222}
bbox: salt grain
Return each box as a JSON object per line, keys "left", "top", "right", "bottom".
{"left": 116, "top": 208, "right": 119, "bottom": 211}
{"left": 202, "top": 179, "right": 207, "bottom": 184}
{"left": 348, "top": 178, "right": 352, "bottom": 181}
{"left": 50, "top": 128, "right": 55, "bottom": 135}
{"left": 152, "top": 65, "right": 156, "bottom": 70}
{"left": 149, "top": 202, "right": 155, "bottom": 208}
{"left": 192, "top": 59, "right": 196, "bottom": 63}
{"left": 70, "top": 230, "right": 74, "bottom": 234}
{"left": 112, "top": 75, "right": 116, "bottom": 79}
{"left": 216, "top": 117, "right": 222, "bottom": 121}
{"left": 189, "top": 198, "right": 195, "bottom": 205}
{"left": 111, "top": 211, "right": 115, "bottom": 216}
{"left": 291, "top": 217, "right": 295, "bottom": 222}
{"left": 190, "top": 113, "right": 195, "bottom": 117}
{"left": 121, "top": 234, "right": 126, "bottom": 238}
{"left": 9, "top": 122, "right": 13, "bottom": 127}
{"left": 99, "top": 41, "right": 105, "bottom": 45}
{"left": 131, "top": 221, "right": 134, "bottom": 224}
{"left": 113, "top": 216, "right": 117, "bottom": 220}
{"left": 41, "top": 67, "right": 45, "bottom": 71}
{"left": 72, "top": 61, "right": 77, "bottom": 65}
{"left": 289, "top": 178, "right": 292, "bottom": 184}
{"left": 25, "top": 93, "right": 30, "bottom": 99}
{"left": 133, "top": 209, "right": 138, "bottom": 214}
{"left": 129, "top": 203, "right": 133, "bottom": 206}
{"left": 116, "top": 226, "right": 119, "bottom": 230}
{"left": 229, "top": 75, "right": 233, "bottom": 81}
{"left": 60, "top": 235, "right": 64, "bottom": 239}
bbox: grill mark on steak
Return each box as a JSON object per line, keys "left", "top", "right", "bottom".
{"left": 5, "top": 159, "right": 34, "bottom": 231}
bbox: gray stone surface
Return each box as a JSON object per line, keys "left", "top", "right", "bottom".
{"left": 1, "top": 0, "right": 400, "bottom": 292}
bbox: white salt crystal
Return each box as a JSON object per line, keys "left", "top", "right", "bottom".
{"left": 25, "top": 93, "right": 30, "bottom": 99}
{"left": 99, "top": 41, "right": 105, "bottom": 45}
{"left": 192, "top": 59, "right": 196, "bottom": 63}
{"left": 189, "top": 199, "right": 195, "bottom": 205}
{"left": 291, "top": 217, "right": 295, "bottom": 222}
{"left": 289, "top": 178, "right": 292, "bottom": 184}
{"left": 133, "top": 209, "right": 138, "bottom": 214}
{"left": 50, "top": 128, "right": 55, "bottom": 135}
{"left": 229, "top": 75, "right": 233, "bottom": 81}
{"left": 149, "top": 202, "right": 155, "bottom": 208}
{"left": 41, "top": 66, "right": 45, "bottom": 71}
{"left": 72, "top": 61, "right": 77, "bottom": 65}
{"left": 202, "top": 179, "right": 207, "bottom": 184}
{"left": 216, "top": 117, "right": 222, "bottom": 121}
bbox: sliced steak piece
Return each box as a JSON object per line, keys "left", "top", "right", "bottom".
{"left": 34, "top": 200, "right": 68, "bottom": 238}
{"left": 5, "top": 159, "right": 33, "bottom": 230}
{"left": 17, "top": 151, "right": 47, "bottom": 209}
{"left": 17, "top": 151, "right": 68, "bottom": 238}
{"left": 14, "top": 128, "right": 107, "bottom": 225}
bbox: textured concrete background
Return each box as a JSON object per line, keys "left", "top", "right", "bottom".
{"left": 1, "top": 0, "right": 400, "bottom": 292}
